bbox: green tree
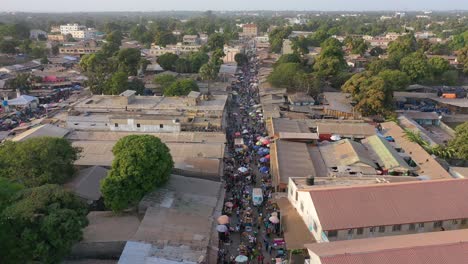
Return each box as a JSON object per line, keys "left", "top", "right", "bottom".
{"left": 108, "top": 71, "right": 129, "bottom": 95}
{"left": 428, "top": 57, "right": 450, "bottom": 76}
{"left": 378, "top": 70, "right": 410, "bottom": 91}
{"left": 448, "top": 122, "right": 468, "bottom": 160}
{"left": 369, "top": 46, "right": 384, "bottom": 57}
{"left": 154, "top": 30, "right": 177, "bottom": 47}
{"left": 80, "top": 53, "right": 116, "bottom": 94}
{"left": 102, "top": 30, "right": 123, "bottom": 56}
{"left": 207, "top": 33, "right": 225, "bottom": 51}
{"left": 269, "top": 27, "right": 292, "bottom": 53}
{"left": 0, "top": 177, "right": 23, "bottom": 211}
{"left": 275, "top": 53, "right": 301, "bottom": 65}
{"left": 0, "top": 39, "right": 17, "bottom": 54}
{"left": 234, "top": 53, "right": 249, "bottom": 66}
{"left": 457, "top": 46, "right": 468, "bottom": 74}
{"left": 387, "top": 34, "right": 418, "bottom": 63}
{"left": 313, "top": 38, "right": 347, "bottom": 77}
{"left": 0, "top": 137, "right": 79, "bottom": 187}
{"left": 0, "top": 184, "right": 88, "bottom": 264}
{"left": 199, "top": 62, "right": 220, "bottom": 83}
{"left": 101, "top": 135, "right": 174, "bottom": 212}
{"left": 164, "top": 79, "right": 199, "bottom": 96}
{"left": 117, "top": 48, "right": 141, "bottom": 76}
{"left": 400, "top": 52, "right": 431, "bottom": 83}
{"left": 6, "top": 73, "right": 32, "bottom": 94}
{"left": 174, "top": 58, "right": 192, "bottom": 73}
{"left": 268, "top": 63, "right": 304, "bottom": 89}
{"left": 128, "top": 78, "right": 146, "bottom": 95}
{"left": 51, "top": 45, "right": 60, "bottom": 56}
{"left": 188, "top": 52, "right": 209, "bottom": 72}
{"left": 342, "top": 72, "right": 394, "bottom": 116}
{"left": 366, "top": 59, "right": 392, "bottom": 74}
{"left": 157, "top": 53, "right": 179, "bottom": 71}
{"left": 153, "top": 74, "right": 177, "bottom": 90}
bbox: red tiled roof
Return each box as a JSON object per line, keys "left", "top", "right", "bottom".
{"left": 306, "top": 229, "right": 468, "bottom": 264}
{"left": 309, "top": 179, "right": 468, "bottom": 230}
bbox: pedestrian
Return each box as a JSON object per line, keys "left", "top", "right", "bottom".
{"left": 257, "top": 254, "right": 264, "bottom": 264}
{"left": 264, "top": 240, "right": 269, "bottom": 251}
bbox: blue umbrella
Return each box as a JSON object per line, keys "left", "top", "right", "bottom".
{"left": 259, "top": 166, "right": 269, "bottom": 173}
{"left": 259, "top": 157, "right": 268, "bottom": 163}
{"left": 253, "top": 145, "right": 260, "bottom": 150}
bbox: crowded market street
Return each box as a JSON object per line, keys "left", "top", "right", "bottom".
{"left": 217, "top": 55, "right": 285, "bottom": 264}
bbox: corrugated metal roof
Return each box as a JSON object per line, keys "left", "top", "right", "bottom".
{"left": 309, "top": 179, "right": 468, "bottom": 230}
{"left": 362, "top": 135, "right": 412, "bottom": 172}
{"left": 316, "top": 122, "right": 375, "bottom": 137}
{"left": 306, "top": 229, "right": 468, "bottom": 264}
{"left": 381, "top": 122, "right": 452, "bottom": 179}
{"left": 319, "top": 139, "right": 377, "bottom": 169}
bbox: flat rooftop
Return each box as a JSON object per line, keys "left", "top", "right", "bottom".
{"left": 75, "top": 94, "right": 228, "bottom": 112}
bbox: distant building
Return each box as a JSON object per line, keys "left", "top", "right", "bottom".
{"left": 59, "top": 40, "right": 100, "bottom": 55}
{"left": 223, "top": 45, "right": 242, "bottom": 63}
{"left": 47, "top": 34, "right": 66, "bottom": 42}
{"left": 30, "top": 29, "right": 47, "bottom": 40}
{"left": 59, "top": 23, "right": 96, "bottom": 40}
{"left": 242, "top": 24, "right": 258, "bottom": 38}
{"left": 148, "top": 43, "right": 201, "bottom": 57}
{"left": 182, "top": 35, "right": 200, "bottom": 45}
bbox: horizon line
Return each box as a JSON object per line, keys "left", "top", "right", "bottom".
{"left": 1, "top": 9, "right": 468, "bottom": 13}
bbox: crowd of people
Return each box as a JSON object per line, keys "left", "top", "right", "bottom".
{"left": 217, "top": 55, "right": 286, "bottom": 264}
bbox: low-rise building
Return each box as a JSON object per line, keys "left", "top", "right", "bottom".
{"left": 70, "top": 90, "right": 228, "bottom": 132}
{"left": 242, "top": 24, "right": 258, "bottom": 38}
{"left": 148, "top": 43, "right": 201, "bottom": 57}
{"left": 223, "top": 45, "right": 242, "bottom": 63}
{"left": 288, "top": 178, "right": 468, "bottom": 242}
{"left": 321, "top": 92, "right": 360, "bottom": 119}
{"left": 59, "top": 40, "right": 101, "bottom": 55}
{"left": 30, "top": 29, "right": 47, "bottom": 40}
{"left": 59, "top": 23, "right": 96, "bottom": 40}
{"left": 306, "top": 229, "right": 468, "bottom": 264}
{"left": 182, "top": 34, "right": 200, "bottom": 45}
{"left": 47, "top": 34, "right": 66, "bottom": 42}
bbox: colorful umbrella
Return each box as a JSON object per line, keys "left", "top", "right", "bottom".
{"left": 265, "top": 154, "right": 271, "bottom": 159}
{"left": 269, "top": 216, "right": 280, "bottom": 224}
{"left": 216, "top": 224, "right": 229, "bottom": 233}
{"left": 235, "top": 255, "right": 248, "bottom": 263}
{"left": 217, "top": 215, "right": 230, "bottom": 225}
{"left": 259, "top": 157, "right": 268, "bottom": 163}
{"left": 238, "top": 167, "right": 248, "bottom": 173}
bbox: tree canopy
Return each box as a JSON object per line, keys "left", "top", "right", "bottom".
{"left": 0, "top": 184, "right": 88, "bottom": 264}
{"left": 164, "top": 79, "right": 199, "bottom": 96}
{"left": 157, "top": 53, "right": 179, "bottom": 71}
{"left": 448, "top": 122, "right": 468, "bottom": 160}
{"left": 234, "top": 53, "right": 249, "bottom": 66}
{"left": 0, "top": 137, "right": 80, "bottom": 187}
{"left": 101, "top": 135, "right": 174, "bottom": 212}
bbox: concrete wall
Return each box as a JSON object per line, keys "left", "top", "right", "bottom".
{"left": 306, "top": 251, "right": 323, "bottom": 264}
{"left": 288, "top": 178, "right": 326, "bottom": 242}
{"left": 110, "top": 119, "right": 181, "bottom": 133}
{"left": 67, "top": 120, "right": 108, "bottom": 131}
{"left": 328, "top": 220, "right": 468, "bottom": 241}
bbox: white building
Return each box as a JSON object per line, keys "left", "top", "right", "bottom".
{"left": 288, "top": 178, "right": 468, "bottom": 242}
{"left": 30, "top": 29, "right": 47, "bottom": 40}
{"left": 59, "top": 23, "right": 96, "bottom": 40}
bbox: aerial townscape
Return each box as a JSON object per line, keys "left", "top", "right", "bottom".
{"left": 1, "top": 0, "right": 468, "bottom": 263}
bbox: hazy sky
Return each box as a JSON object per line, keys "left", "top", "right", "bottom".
{"left": 1, "top": 0, "right": 467, "bottom": 12}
